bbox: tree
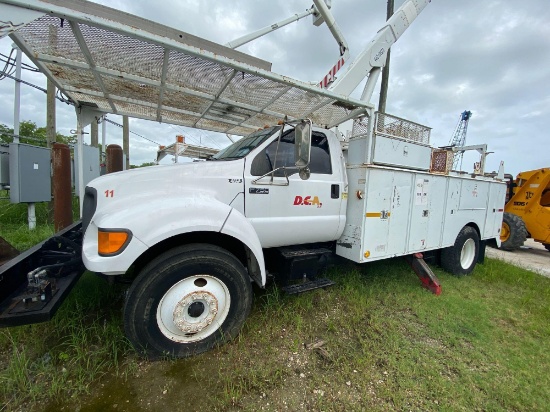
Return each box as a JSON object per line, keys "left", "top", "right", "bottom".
{"left": 0, "top": 121, "right": 76, "bottom": 146}
{"left": 130, "top": 162, "right": 156, "bottom": 169}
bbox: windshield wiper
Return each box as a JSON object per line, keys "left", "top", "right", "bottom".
{"left": 217, "top": 156, "right": 242, "bottom": 161}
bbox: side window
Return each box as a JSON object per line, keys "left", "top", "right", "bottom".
{"left": 259, "top": 130, "right": 331, "bottom": 177}
{"left": 309, "top": 132, "right": 332, "bottom": 175}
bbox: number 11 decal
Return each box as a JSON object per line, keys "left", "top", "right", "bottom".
{"left": 105, "top": 190, "right": 114, "bottom": 197}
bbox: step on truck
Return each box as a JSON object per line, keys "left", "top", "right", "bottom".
{"left": 0, "top": 0, "right": 507, "bottom": 358}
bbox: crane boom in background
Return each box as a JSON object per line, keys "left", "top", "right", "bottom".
{"left": 449, "top": 110, "right": 472, "bottom": 170}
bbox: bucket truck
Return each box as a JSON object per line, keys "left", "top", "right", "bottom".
{"left": 0, "top": 0, "right": 506, "bottom": 359}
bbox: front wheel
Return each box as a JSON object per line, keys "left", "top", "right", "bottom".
{"left": 499, "top": 212, "right": 527, "bottom": 251}
{"left": 440, "top": 226, "right": 480, "bottom": 276}
{"left": 124, "top": 244, "right": 253, "bottom": 359}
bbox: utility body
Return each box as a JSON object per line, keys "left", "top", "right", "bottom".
{"left": 0, "top": 0, "right": 507, "bottom": 358}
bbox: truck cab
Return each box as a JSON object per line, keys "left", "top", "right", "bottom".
{"left": 77, "top": 121, "right": 353, "bottom": 358}
{"left": 82, "top": 121, "right": 346, "bottom": 285}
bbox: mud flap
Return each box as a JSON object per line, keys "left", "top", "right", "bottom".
{"left": 478, "top": 240, "right": 487, "bottom": 264}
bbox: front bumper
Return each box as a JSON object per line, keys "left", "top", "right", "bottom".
{"left": 82, "top": 222, "right": 149, "bottom": 275}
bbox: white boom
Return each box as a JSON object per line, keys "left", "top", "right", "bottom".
{"left": 329, "top": 0, "right": 430, "bottom": 101}
{"left": 225, "top": 0, "right": 350, "bottom": 89}
{"left": 225, "top": 8, "right": 316, "bottom": 49}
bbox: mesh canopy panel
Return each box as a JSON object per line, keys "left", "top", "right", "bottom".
{"left": 12, "top": 5, "right": 372, "bottom": 136}
{"left": 374, "top": 112, "right": 431, "bottom": 145}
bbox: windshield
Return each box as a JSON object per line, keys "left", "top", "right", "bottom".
{"left": 212, "top": 126, "right": 280, "bottom": 160}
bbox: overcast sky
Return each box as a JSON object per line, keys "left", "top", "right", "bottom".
{"left": 0, "top": 0, "right": 548, "bottom": 175}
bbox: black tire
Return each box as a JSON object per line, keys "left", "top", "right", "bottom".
{"left": 544, "top": 244, "right": 550, "bottom": 252}
{"left": 124, "top": 243, "right": 253, "bottom": 359}
{"left": 499, "top": 212, "right": 527, "bottom": 251}
{"left": 440, "top": 226, "right": 480, "bottom": 276}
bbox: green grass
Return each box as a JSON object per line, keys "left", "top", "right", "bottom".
{"left": 0, "top": 191, "right": 80, "bottom": 250}
{"left": 1, "top": 195, "right": 549, "bottom": 410}
{"left": 0, "top": 196, "right": 133, "bottom": 410}
{"left": 0, "top": 273, "right": 133, "bottom": 409}
{"left": 2, "top": 258, "right": 547, "bottom": 411}
{"left": 201, "top": 259, "right": 550, "bottom": 411}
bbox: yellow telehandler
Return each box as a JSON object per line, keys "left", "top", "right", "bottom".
{"left": 500, "top": 168, "right": 550, "bottom": 251}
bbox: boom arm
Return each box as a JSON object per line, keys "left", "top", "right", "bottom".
{"left": 225, "top": 8, "right": 315, "bottom": 49}
{"left": 329, "top": 0, "right": 430, "bottom": 100}
{"left": 225, "top": 0, "right": 350, "bottom": 88}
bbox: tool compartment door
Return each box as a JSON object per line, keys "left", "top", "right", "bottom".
{"left": 362, "top": 168, "right": 393, "bottom": 258}
{"left": 483, "top": 182, "right": 506, "bottom": 239}
{"left": 387, "top": 171, "right": 413, "bottom": 255}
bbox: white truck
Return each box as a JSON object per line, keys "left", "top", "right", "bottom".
{"left": 0, "top": 0, "right": 507, "bottom": 358}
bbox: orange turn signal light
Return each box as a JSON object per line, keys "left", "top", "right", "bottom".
{"left": 98, "top": 229, "right": 130, "bottom": 256}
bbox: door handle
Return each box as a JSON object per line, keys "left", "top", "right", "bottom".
{"left": 331, "top": 184, "right": 339, "bottom": 199}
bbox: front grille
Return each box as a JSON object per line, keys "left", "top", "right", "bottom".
{"left": 82, "top": 186, "right": 97, "bottom": 233}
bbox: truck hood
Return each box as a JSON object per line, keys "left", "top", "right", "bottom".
{"left": 87, "top": 159, "right": 245, "bottom": 206}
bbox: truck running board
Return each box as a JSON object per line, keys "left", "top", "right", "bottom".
{"left": 0, "top": 221, "right": 85, "bottom": 327}
{"left": 404, "top": 253, "right": 442, "bottom": 296}
{"left": 282, "top": 278, "right": 336, "bottom": 295}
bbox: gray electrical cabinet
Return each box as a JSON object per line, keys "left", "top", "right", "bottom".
{"left": 9, "top": 143, "right": 51, "bottom": 203}
{"left": 0, "top": 150, "right": 9, "bottom": 186}
{"left": 74, "top": 144, "right": 100, "bottom": 193}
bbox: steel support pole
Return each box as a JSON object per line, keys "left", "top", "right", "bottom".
{"left": 13, "top": 46, "right": 22, "bottom": 143}
{"left": 76, "top": 112, "right": 85, "bottom": 217}
{"left": 123, "top": 115, "right": 129, "bottom": 169}
{"left": 28, "top": 203, "right": 36, "bottom": 230}
{"left": 101, "top": 115, "right": 107, "bottom": 155}
{"left": 12, "top": 45, "right": 36, "bottom": 229}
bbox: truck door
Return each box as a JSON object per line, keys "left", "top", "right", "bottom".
{"left": 244, "top": 129, "right": 345, "bottom": 248}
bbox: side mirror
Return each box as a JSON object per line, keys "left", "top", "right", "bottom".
{"left": 294, "top": 119, "right": 312, "bottom": 169}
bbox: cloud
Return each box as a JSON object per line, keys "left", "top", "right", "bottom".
{"left": 0, "top": 0, "right": 548, "bottom": 175}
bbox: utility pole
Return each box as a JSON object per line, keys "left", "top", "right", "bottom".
{"left": 123, "top": 115, "right": 130, "bottom": 169}
{"left": 46, "top": 79, "right": 56, "bottom": 148}
{"left": 378, "top": 0, "right": 394, "bottom": 114}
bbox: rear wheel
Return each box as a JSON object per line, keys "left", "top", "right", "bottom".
{"left": 124, "top": 244, "right": 253, "bottom": 359}
{"left": 499, "top": 212, "right": 527, "bottom": 251}
{"left": 441, "top": 226, "right": 480, "bottom": 276}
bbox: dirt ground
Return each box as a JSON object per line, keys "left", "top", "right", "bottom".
{"left": 486, "top": 239, "right": 550, "bottom": 278}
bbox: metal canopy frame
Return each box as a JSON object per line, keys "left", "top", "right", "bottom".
{"left": 1, "top": 0, "right": 372, "bottom": 137}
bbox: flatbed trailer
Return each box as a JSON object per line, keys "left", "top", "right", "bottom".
{"left": 0, "top": 222, "right": 83, "bottom": 326}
